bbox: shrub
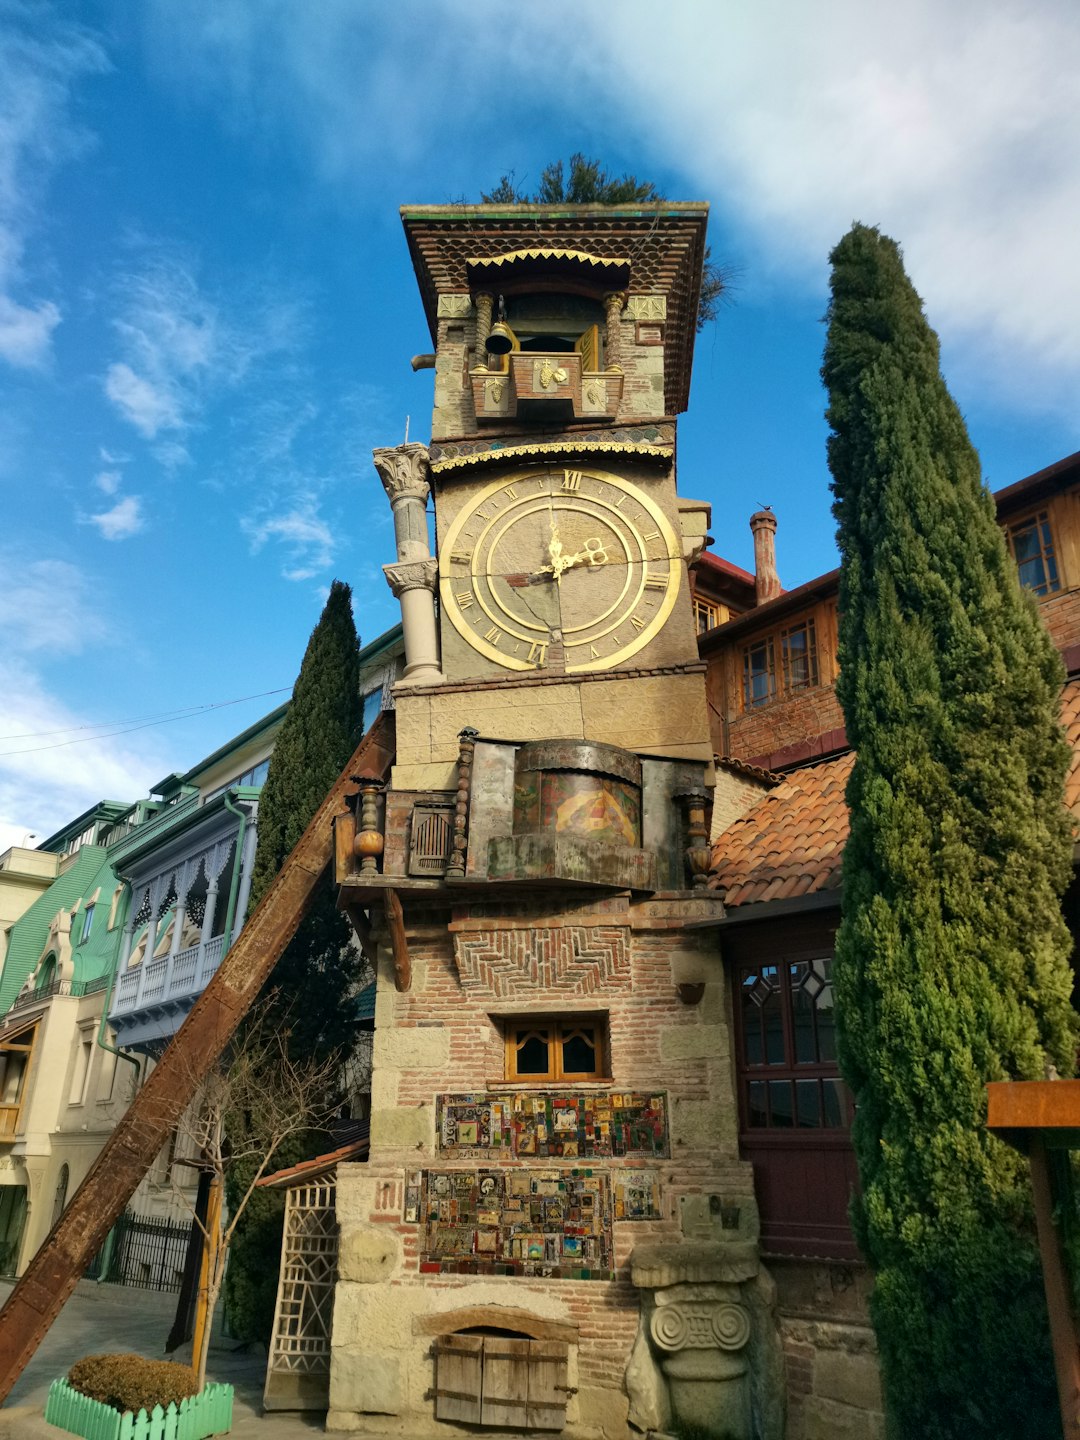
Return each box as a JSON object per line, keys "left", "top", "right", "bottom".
{"left": 68, "top": 1354, "right": 199, "bottom": 1413}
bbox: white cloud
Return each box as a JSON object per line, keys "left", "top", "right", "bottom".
{"left": 94, "top": 468, "right": 121, "bottom": 494}
{"left": 140, "top": 0, "right": 1080, "bottom": 424}
{"left": 0, "top": 292, "right": 60, "bottom": 368}
{"left": 243, "top": 500, "right": 336, "bottom": 578}
{"left": 0, "top": 550, "right": 162, "bottom": 843}
{"left": 88, "top": 494, "right": 144, "bottom": 540}
{"left": 0, "top": 555, "right": 109, "bottom": 654}
{"left": 0, "top": 654, "right": 164, "bottom": 850}
{"left": 104, "top": 359, "right": 182, "bottom": 438}
{"left": 0, "top": 10, "right": 105, "bottom": 370}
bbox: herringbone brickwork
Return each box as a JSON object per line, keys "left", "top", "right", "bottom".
{"left": 452, "top": 925, "right": 630, "bottom": 998}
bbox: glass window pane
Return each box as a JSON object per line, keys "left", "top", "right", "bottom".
{"left": 796, "top": 1079, "right": 822, "bottom": 1128}
{"left": 790, "top": 962, "right": 816, "bottom": 1063}
{"left": 763, "top": 991, "right": 785, "bottom": 1066}
{"left": 515, "top": 1030, "right": 550, "bottom": 1075}
{"left": 561, "top": 1028, "right": 597, "bottom": 1075}
{"left": 747, "top": 1081, "right": 768, "bottom": 1128}
{"left": 740, "top": 972, "right": 763, "bottom": 1065}
{"left": 822, "top": 1079, "right": 846, "bottom": 1128}
{"left": 768, "top": 1080, "right": 794, "bottom": 1127}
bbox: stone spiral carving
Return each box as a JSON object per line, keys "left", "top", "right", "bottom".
{"left": 650, "top": 1306, "right": 690, "bottom": 1353}
{"left": 712, "top": 1303, "right": 751, "bottom": 1351}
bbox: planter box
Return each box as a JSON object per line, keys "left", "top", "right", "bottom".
{"left": 45, "top": 1376, "right": 233, "bottom": 1440}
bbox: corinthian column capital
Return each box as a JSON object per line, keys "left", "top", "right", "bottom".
{"left": 383, "top": 557, "right": 439, "bottom": 598}
{"left": 373, "top": 443, "right": 432, "bottom": 505}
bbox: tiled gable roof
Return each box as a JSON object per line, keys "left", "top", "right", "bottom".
{"left": 709, "top": 752, "right": 853, "bottom": 908}
{"left": 713, "top": 679, "right": 1080, "bottom": 909}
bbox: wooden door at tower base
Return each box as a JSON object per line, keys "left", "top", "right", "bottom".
{"left": 480, "top": 1337, "right": 529, "bottom": 1427}
{"left": 434, "top": 1334, "right": 570, "bottom": 1430}
{"left": 434, "top": 1334, "right": 483, "bottom": 1424}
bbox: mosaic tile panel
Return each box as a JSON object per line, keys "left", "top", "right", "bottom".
{"left": 436, "top": 1091, "right": 670, "bottom": 1160}
{"left": 418, "top": 1168, "right": 613, "bottom": 1279}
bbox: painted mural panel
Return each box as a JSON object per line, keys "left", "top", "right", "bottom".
{"left": 418, "top": 1168, "right": 614, "bottom": 1279}
{"left": 436, "top": 1091, "right": 669, "bottom": 1159}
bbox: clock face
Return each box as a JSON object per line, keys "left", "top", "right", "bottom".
{"left": 438, "top": 465, "right": 682, "bottom": 673}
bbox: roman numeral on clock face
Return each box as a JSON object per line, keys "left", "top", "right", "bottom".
{"left": 643, "top": 573, "right": 666, "bottom": 590}
{"left": 527, "top": 641, "right": 548, "bottom": 664}
{"left": 451, "top": 550, "right": 471, "bottom": 566}
{"left": 456, "top": 591, "right": 474, "bottom": 609}
{"left": 484, "top": 626, "right": 502, "bottom": 646}
{"left": 562, "top": 469, "right": 582, "bottom": 492}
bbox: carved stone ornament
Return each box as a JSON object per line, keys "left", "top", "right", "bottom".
{"left": 372, "top": 443, "right": 432, "bottom": 504}
{"left": 383, "top": 557, "right": 439, "bottom": 597}
{"left": 625, "top": 295, "right": 667, "bottom": 320}
{"left": 437, "top": 294, "right": 473, "bottom": 318}
{"left": 650, "top": 1301, "right": 751, "bottom": 1353}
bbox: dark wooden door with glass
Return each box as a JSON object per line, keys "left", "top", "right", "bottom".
{"left": 728, "top": 916, "right": 860, "bottom": 1260}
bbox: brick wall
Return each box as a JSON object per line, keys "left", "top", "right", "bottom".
{"left": 329, "top": 893, "right": 757, "bottom": 1438}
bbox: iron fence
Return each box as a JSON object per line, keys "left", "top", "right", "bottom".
{"left": 84, "top": 1209, "right": 194, "bottom": 1293}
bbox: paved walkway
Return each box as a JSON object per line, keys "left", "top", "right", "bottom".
{"left": 0, "top": 1279, "right": 325, "bottom": 1438}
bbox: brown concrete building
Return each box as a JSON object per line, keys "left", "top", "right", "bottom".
{"left": 320, "top": 204, "right": 782, "bottom": 1440}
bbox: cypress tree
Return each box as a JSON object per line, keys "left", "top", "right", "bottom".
{"left": 825, "top": 223, "right": 1077, "bottom": 1439}
{"left": 224, "top": 578, "right": 364, "bottom": 1341}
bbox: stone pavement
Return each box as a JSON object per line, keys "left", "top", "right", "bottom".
{"left": 0, "top": 1279, "right": 325, "bottom": 1438}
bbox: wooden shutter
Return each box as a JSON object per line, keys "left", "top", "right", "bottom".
{"left": 408, "top": 804, "right": 453, "bottom": 876}
{"left": 480, "top": 1336, "right": 530, "bottom": 1428}
{"left": 434, "top": 1334, "right": 483, "bottom": 1424}
{"left": 575, "top": 324, "right": 600, "bottom": 372}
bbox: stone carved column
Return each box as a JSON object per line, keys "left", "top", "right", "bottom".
{"left": 604, "top": 291, "right": 626, "bottom": 372}
{"left": 374, "top": 444, "right": 444, "bottom": 686}
{"left": 473, "top": 291, "right": 494, "bottom": 368}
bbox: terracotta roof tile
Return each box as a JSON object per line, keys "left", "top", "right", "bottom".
{"left": 714, "top": 682, "right": 1080, "bottom": 909}
{"left": 710, "top": 752, "right": 854, "bottom": 907}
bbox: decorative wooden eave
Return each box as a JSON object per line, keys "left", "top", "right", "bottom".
{"left": 429, "top": 437, "right": 673, "bottom": 477}
{"left": 464, "top": 247, "right": 631, "bottom": 292}
{"left": 401, "top": 203, "right": 709, "bottom": 416}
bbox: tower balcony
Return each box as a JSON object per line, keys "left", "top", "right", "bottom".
{"left": 471, "top": 353, "right": 623, "bottom": 424}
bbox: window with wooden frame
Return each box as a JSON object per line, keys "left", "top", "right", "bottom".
{"left": 504, "top": 1016, "right": 608, "bottom": 1082}
{"left": 0, "top": 1021, "right": 38, "bottom": 1138}
{"left": 736, "top": 955, "right": 850, "bottom": 1132}
{"left": 692, "top": 595, "right": 728, "bottom": 635}
{"left": 742, "top": 617, "right": 819, "bottom": 711}
{"left": 1006, "top": 510, "right": 1061, "bottom": 596}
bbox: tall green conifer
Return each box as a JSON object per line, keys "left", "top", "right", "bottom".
{"left": 825, "top": 223, "right": 1077, "bottom": 1438}
{"left": 225, "top": 578, "right": 364, "bottom": 1341}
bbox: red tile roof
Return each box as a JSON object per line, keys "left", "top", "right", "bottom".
{"left": 256, "top": 1131, "right": 369, "bottom": 1190}
{"left": 713, "top": 680, "right": 1080, "bottom": 909}
{"left": 710, "top": 752, "right": 853, "bottom": 907}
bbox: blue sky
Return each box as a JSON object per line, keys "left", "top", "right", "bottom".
{"left": 2, "top": 0, "right": 1079, "bottom": 847}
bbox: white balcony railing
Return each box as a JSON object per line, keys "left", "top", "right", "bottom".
{"left": 110, "top": 934, "right": 227, "bottom": 1019}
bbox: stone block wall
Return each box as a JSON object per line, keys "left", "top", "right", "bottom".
{"left": 772, "top": 1260, "right": 884, "bottom": 1440}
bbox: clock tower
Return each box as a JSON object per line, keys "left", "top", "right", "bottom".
{"left": 327, "top": 205, "right": 777, "bottom": 1440}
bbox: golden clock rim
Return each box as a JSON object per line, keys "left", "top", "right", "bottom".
{"left": 438, "top": 465, "right": 682, "bottom": 673}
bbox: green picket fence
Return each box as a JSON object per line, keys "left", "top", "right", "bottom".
{"left": 44, "top": 1377, "right": 233, "bottom": 1439}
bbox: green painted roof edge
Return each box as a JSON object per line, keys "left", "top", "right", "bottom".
{"left": 0, "top": 849, "right": 123, "bottom": 1013}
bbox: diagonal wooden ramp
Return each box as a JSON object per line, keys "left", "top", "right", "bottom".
{"left": 0, "top": 715, "right": 394, "bottom": 1405}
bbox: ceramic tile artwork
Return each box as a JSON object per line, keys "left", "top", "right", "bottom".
{"left": 436, "top": 1091, "right": 670, "bottom": 1159}
{"left": 418, "top": 1168, "right": 614, "bottom": 1279}
{"left": 612, "top": 1169, "right": 662, "bottom": 1220}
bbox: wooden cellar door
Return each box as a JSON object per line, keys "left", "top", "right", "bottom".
{"left": 480, "top": 1336, "right": 530, "bottom": 1427}
{"left": 434, "top": 1333, "right": 570, "bottom": 1431}
{"left": 434, "top": 1334, "right": 483, "bottom": 1424}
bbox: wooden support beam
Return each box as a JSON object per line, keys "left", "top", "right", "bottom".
{"left": 385, "top": 888, "right": 411, "bottom": 992}
{"left": 1029, "top": 1135, "right": 1080, "bottom": 1437}
{"left": 0, "top": 716, "right": 394, "bottom": 1405}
